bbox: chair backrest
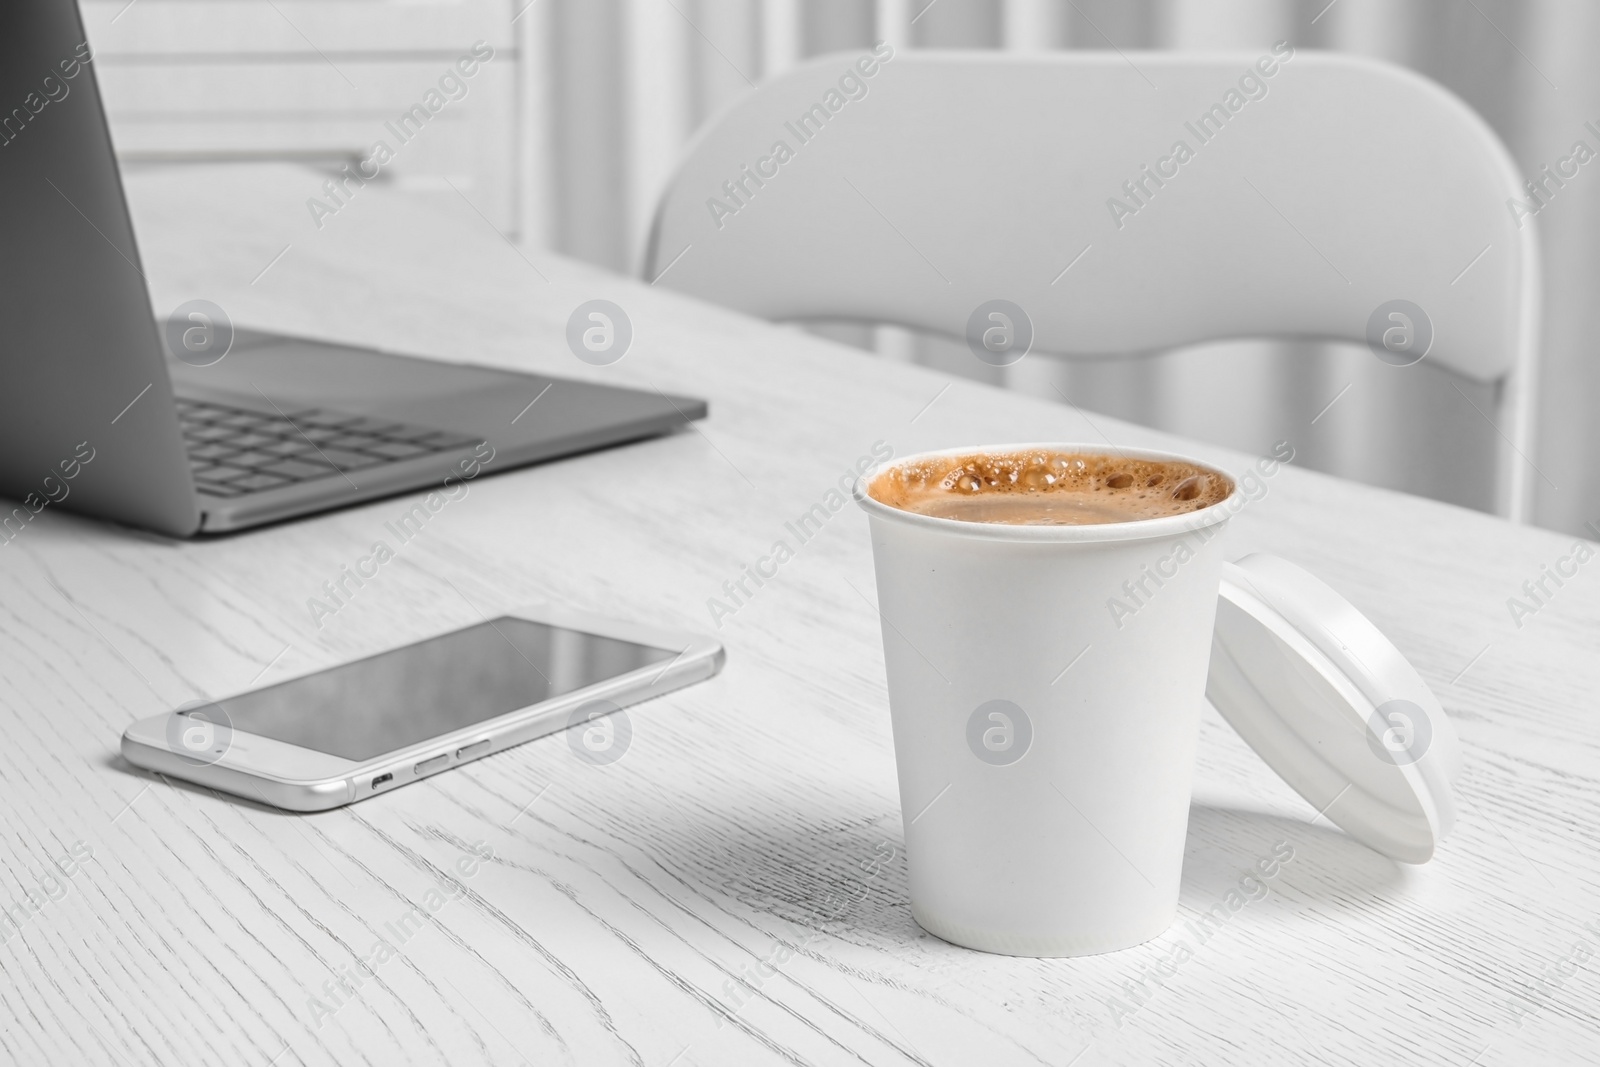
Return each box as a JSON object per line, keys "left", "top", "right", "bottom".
{"left": 646, "top": 46, "right": 1531, "bottom": 380}
{"left": 643, "top": 48, "right": 1539, "bottom": 516}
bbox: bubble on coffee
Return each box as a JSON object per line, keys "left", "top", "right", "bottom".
{"left": 868, "top": 449, "right": 1233, "bottom": 525}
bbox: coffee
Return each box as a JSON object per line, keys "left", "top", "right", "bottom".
{"left": 867, "top": 449, "right": 1232, "bottom": 526}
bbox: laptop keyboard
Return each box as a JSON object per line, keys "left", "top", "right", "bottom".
{"left": 176, "top": 397, "right": 481, "bottom": 498}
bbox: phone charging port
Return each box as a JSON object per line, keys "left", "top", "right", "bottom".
{"left": 371, "top": 773, "right": 393, "bottom": 790}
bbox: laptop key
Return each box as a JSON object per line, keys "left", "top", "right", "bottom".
{"left": 332, "top": 416, "right": 385, "bottom": 431}
{"left": 322, "top": 433, "right": 385, "bottom": 452}
{"left": 217, "top": 449, "right": 284, "bottom": 469}
{"left": 196, "top": 465, "right": 255, "bottom": 483}
{"left": 188, "top": 442, "right": 236, "bottom": 461}
{"left": 259, "top": 438, "right": 315, "bottom": 457}
{"left": 362, "top": 440, "right": 431, "bottom": 460}
{"left": 265, "top": 418, "right": 309, "bottom": 433}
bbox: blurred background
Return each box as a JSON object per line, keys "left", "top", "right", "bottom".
{"left": 83, "top": 0, "right": 1600, "bottom": 533}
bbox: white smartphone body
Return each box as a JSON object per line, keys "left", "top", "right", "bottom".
{"left": 121, "top": 605, "right": 725, "bottom": 812}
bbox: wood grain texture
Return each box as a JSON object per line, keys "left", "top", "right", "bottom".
{"left": 1, "top": 165, "right": 1597, "bottom": 1066}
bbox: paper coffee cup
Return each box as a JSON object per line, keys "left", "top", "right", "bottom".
{"left": 855, "top": 444, "right": 1239, "bottom": 957}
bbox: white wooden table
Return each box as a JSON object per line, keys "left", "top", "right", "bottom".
{"left": 2, "top": 165, "right": 1596, "bottom": 1067}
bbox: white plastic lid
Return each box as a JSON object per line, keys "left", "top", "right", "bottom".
{"left": 1208, "top": 553, "right": 1462, "bottom": 863}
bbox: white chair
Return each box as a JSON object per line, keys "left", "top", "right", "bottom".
{"left": 642, "top": 49, "right": 1540, "bottom": 521}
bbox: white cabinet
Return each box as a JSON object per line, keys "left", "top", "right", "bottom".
{"left": 83, "top": 0, "right": 522, "bottom": 233}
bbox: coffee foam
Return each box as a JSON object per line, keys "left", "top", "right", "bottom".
{"left": 867, "top": 449, "right": 1233, "bottom": 526}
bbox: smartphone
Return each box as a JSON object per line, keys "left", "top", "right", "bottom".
{"left": 121, "top": 606, "right": 724, "bottom": 812}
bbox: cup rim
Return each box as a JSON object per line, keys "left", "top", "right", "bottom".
{"left": 852, "top": 443, "right": 1241, "bottom": 543}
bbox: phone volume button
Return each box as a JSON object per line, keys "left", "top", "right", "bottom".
{"left": 456, "top": 740, "right": 490, "bottom": 761}
{"left": 414, "top": 754, "right": 450, "bottom": 776}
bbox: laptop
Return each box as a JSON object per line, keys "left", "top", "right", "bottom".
{"left": 0, "top": 3, "right": 705, "bottom": 537}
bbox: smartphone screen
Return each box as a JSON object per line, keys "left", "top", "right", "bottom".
{"left": 192, "top": 617, "right": 678, "bottom": 761}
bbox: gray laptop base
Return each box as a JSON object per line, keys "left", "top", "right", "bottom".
{"left": 173, "top": 330, "right": 704, "bottom": 533}
{"left": 0, "top": 3, "right": 704, "bottom": 538}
